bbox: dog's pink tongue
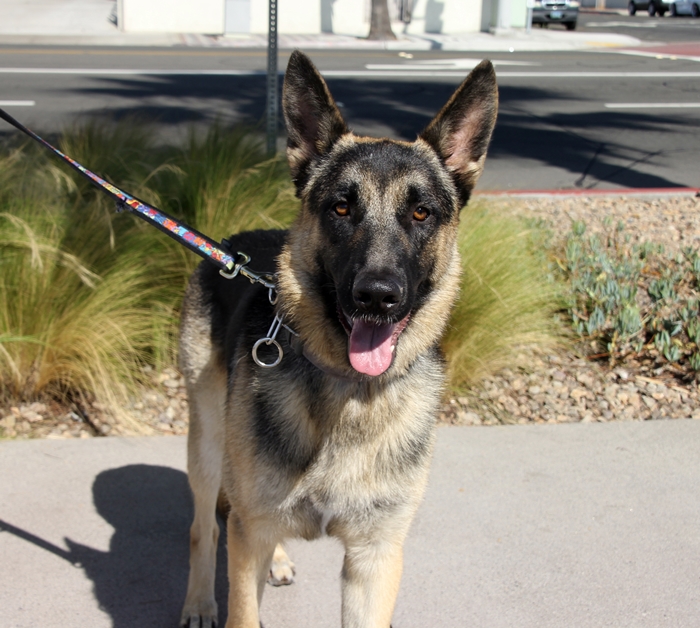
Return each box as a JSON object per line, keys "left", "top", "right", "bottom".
{"left": 348, "top": 320, "right": 396, "bottom": 376}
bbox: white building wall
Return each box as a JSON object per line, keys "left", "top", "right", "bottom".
{"left": 122, "top": 0, "right": 225, "bottom": 33}
{"left": 441, "top": 0, "right": 482, "bottom": 33}
{"left": 404, "top": 0, "right": 481, "bottom": 34}
{"left": 250, "top": 0, "right": 321, "bottom": 33}
{"left": 120, "top": 0, "right": 482, "bottom": 34}
{"left": 328, "top": 0, "right": 370, "bottom": 36}
{"left": 510, "top": 0, "right": 527, "bottom": 28}
{"left": 491, "top": 0, "right": 528, "bottom": 30}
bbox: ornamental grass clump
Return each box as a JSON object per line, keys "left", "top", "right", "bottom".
{"left": 443, "top": 204, "right": 560, "bottom": 389}
{"left": 0, "top": 133, "right": 174, "bottom": 432}
{"left": 0, "top": 121, "right": 294, "bottom": 432}
{"left": 560, "top": 217, "right": 700, "bottom": 378}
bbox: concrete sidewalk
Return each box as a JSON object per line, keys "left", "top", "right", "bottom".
{"left": 2, "top": 420, "right": 699, "bottom": 627}
{"left": 0, "top": 0, "right": 642, "bottom": 51}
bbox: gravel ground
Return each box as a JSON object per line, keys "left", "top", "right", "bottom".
{"left": 0, "top": 367, "right": 190, "bottom": 439}
{"left": 508, "top": 194, "right": 700, "bottom": 250}
{"left": 442, "top": 193, "right": 700, "bottom": 426}
{"left": 440, "top": 351, "right": 700, "bottom": 426}
{"left": 1, "top": 194, "right": 699, "bottom": 439}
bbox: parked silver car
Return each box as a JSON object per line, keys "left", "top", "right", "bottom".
{"left": 531, "top": 0, "right": 580, "bottom": 29}
{"left": 628, "top": 0, "right": 671, "bottom": 15}
{"left": 669, "top": 0, "right": 700, "bottom": 15}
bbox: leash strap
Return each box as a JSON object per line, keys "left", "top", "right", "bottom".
{"left": 0, "top": 107, "right": 237, "bottom": 274}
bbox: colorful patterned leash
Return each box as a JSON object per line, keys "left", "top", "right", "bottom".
{"left": 0, "top": 106, "right": 241, "bottom": 275}
{"left": 0, "top": 107, "right": 296, "bottom": 368}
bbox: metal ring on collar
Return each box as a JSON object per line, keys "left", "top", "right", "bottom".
{"left": 252, "top": 338, "right": 283, "bottom": 368}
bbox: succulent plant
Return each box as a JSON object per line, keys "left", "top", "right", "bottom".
{"left": 560, "top": 219, "right": 700, "bottom": 377}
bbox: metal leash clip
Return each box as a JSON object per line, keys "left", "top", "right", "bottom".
{"left": 217, "top": 248, "right": 298, "bottom": 368}
{"left": 219, "top": 251, "right": 253, "bottom": 281}
{"left": 220, "top": 250, "right": 278, "bottom": 304}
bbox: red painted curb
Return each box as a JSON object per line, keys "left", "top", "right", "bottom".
{"left": 475, "top": 187, "right": 700, "bottom": 198}
{"left": 621, "top": 42, "right": 700, "bottom": 57}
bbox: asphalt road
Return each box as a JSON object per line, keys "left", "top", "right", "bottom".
{"left": 578, "top": 10, "right": 700, "bottom": 42}
{"left": 0, "top": 44, "right": 698, "bottom": 191}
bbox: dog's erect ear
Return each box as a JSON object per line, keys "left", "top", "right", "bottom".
{"left": 283, "top": 50, "right": 348, "bottom": 189}
{"left": 420, "top": 60, "right": 498, "bottom": 204}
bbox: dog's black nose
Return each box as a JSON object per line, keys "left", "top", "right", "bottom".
{"left": 352, "top": 275, "right": 403, "bottom": 315}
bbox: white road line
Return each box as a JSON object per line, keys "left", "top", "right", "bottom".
{"left": 489, "top": 71, "right": 700, "bottom": 78}
{"left": 584, "top": 20, "right": 700, "bottom": 28}
{"left": 605, "top": 103, "right": 700, "bottom": 109}
{"left": 583, "top": 20, "right": 661, "bottom": 27}
{"left": 0, "top": 100, "right": 35, "bottom": 106}
{"left": 0, "top": 68, "right": 264, "bottom": 76}
{"left": 365, "top": 58, "right": 538, "bottom": 71}
{"left": 612, "top": 50, "right": 700, "bottom": 63}
{"left": 0, "top": 68, "right": 699, "bottom": 79}
{"left": 325, "top": 71, "right": 700, "bottom": 78}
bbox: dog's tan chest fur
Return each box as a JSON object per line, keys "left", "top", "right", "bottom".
{"left": 222, "top": 357, "right": 441, "bottom": 540}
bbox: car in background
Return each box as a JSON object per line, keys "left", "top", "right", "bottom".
{"left": 531, "top": 0, "right": 579, "bottom": 29}
{"left": 669, "top": 0, "right": 700, "bottom": 15}
{"left": 628, "top": 0, "right": 671, "bottom": 15}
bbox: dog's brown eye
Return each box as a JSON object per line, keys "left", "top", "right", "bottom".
{"left": 334, "top": 202, "right": 349, "bottom": 217}
{"left": 413, "top": 207, "right": 430, "bottom": 222}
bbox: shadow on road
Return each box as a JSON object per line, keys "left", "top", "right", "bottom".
{"left": 491, "top": 106, "right": 687, "bottom": 189}
{"left": 0, "top": 75, "right": 693, "bottom": 189}
{"left": 1, "top": 465, "right": 229, "bottom": 626}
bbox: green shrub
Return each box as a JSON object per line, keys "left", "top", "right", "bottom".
{"left": 560, "top": 218, "right": 700, "bottom": 374}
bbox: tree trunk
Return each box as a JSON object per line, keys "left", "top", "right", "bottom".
{"left": 367, "top": 0, "right": 397, "bottom": 40}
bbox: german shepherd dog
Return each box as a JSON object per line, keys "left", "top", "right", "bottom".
{"left": 179, "top": 50, "right": 497, "bottom": 628}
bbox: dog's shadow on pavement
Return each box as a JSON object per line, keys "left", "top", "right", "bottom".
{"left": 69, "top": 464, "right": 229, "bottom": 627}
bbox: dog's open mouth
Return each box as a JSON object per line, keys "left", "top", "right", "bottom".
{"left": 338, "top": 308, "right": 410, "bottom": 377}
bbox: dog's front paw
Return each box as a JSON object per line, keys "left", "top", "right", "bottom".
{"left": 181, "top": 615, "right": 216, "bottom": 628}
{"left": 180, "top": 602, "right": 217, "bottom": 628}
{"left": 267, "top": 544, "right": 296, "bottom": 586}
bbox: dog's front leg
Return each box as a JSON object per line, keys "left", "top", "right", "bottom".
{"left": 181, "top": 481, "right": 221, "bottom": 627}
{"left": 225, "top": 514, "right": 276, "bottom": 628}
{"left": 181, "top": 369, "right": 226, "bottom": 628}
{"left": 340, "top": 539, "right": 404, "bottom": 628}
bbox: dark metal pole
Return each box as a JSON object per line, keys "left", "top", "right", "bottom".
{"left": 266, "top": 0, "right": 278, "bottom": 156}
